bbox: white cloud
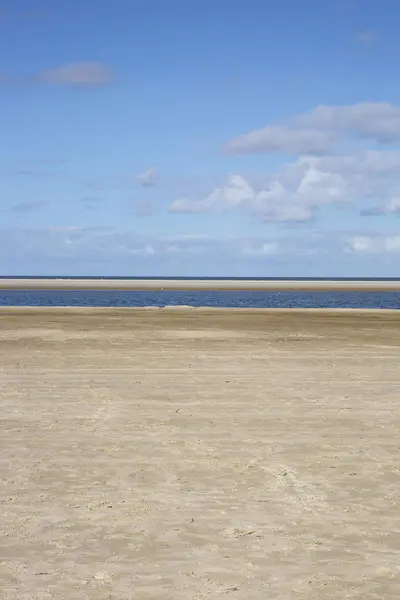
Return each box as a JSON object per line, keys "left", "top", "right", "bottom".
{"left": 129, "top": 243, "right": 155, "bottom": 257}
{"left": 169, "top": 161, "right": 348, "bottom": 222}
{"left": 40, "top": 62, "right": 113, "bottom": 86}
{"left": 170, "top": 149, "right": 400, "bottom": 222}
{"left": 137, "top": 167, "right": 157, "bottom": 187}
{"left": 160, "top": 233, "right": 212, "bottom": 243}
{"left": 346, "top": 236, "right": 376, "bottom": 253}
{"left": 346, "top": 234, "right": 400, "bottom": 254}
{"left": 385, "top": 198, "right": 400, "bottom": 214}
{"left": 240, "top": 241, "right": 279, "bottom": 257}
{"left": 169, "top": 197, "right": 200, "bottom": 213}
{"left": 384, "top": 236, "right": 400, "bottom": 253}
{"left": 169, "top": 174, "right": 254, "bottom": 214}
{"left": 362, "top": 196, "right": 400, "bottom": 216}
{"left": 165, "top": 243, "right": 207, "bottom": 255}
{"left": 228, "top": 102, "right": 400, "bottom": 154}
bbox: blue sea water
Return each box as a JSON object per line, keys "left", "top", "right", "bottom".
{"left": 0, "top": 290, "right": 399, "bottom": 309}
{"left": 0, "top": 277, "right": 399, "bottom": 309}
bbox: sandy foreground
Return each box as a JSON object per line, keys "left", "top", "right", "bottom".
{"left": 1, "top": 307, "right": 400, "bottom": 600}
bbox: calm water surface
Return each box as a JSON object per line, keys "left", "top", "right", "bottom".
{"left": 0, "top": 290, "right": 399, "bottom": 309}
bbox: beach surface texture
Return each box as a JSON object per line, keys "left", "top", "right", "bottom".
{"left": 1, "top": 307, "right": 399, "bottom": 599}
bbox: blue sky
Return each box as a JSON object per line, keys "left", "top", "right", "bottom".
{"left": 1, "top": 0, "right": 400, "bottom": 276}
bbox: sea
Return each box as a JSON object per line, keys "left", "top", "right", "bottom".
{"left": 0, "top": 277, "right": 399, "bottom": 309}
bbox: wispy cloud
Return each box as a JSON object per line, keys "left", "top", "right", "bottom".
{"left": 9, "top": 168, "right": 47, "bottom": 177}
{"left": 1, "top": 227, "right": 399, "bottom": 277}
{"left": 0, "top": 227, "right": 279, "bottom": 262}
{"left": 80, "top": 197, "right": 103, "bottom": 211}
{"left": 0, "top": 6, "right": 49, "bottom": 21}
{"left": 134, "top": 201, "right": 157, "bottom": 217}
{"left": 361, "top": 197, "right": 400, "bottom": 216}
{"left": 7, "top": 201, "right": 46, "bottom": 213}
{"left": 39, "top": 62, "right": 114, "bottom": 87}
{"left": 137, "top": 167, "right": 157, "bottom": 187}
{"left": 22, "top": 10, "right": 48, "bottom": 21}
{"left": 84, "top": 175, "right": 132, "bottom": 191}
{"left": 355, "top": 29, "right": 378, "bottom": 44}
{"left": 227, "top": 102, "right": 400, "bottom": 155}
{"left": 1, "top": 63, "right": 113, "bottom": 88}
{"left": 228, "top": 127, "right": 333, "bottom": 155}
{"left": 1, "top": 158, "right": 69, "bottom": 178}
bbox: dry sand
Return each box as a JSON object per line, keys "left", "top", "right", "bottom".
{"left": 1, "top": 307, "right": 400, "bottom": 600}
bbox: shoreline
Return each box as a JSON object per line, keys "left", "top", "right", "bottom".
{"left": 0, "top": 306, "right": 399, "bottom": 314}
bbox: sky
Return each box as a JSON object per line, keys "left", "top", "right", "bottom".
{"left": 1, "top": 0, "right": 400, "bottom": 277}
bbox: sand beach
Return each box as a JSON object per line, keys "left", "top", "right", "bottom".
{"left": 1, "top": 307, "right": 400, "bottom": 599}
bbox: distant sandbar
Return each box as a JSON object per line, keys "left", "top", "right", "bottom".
{"left": 0, "top": 278, "right": 400, "bottom": 291}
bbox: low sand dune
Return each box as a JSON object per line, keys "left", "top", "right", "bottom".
{"left": 1, "top": 308, "right": 400, "bottom": 599}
